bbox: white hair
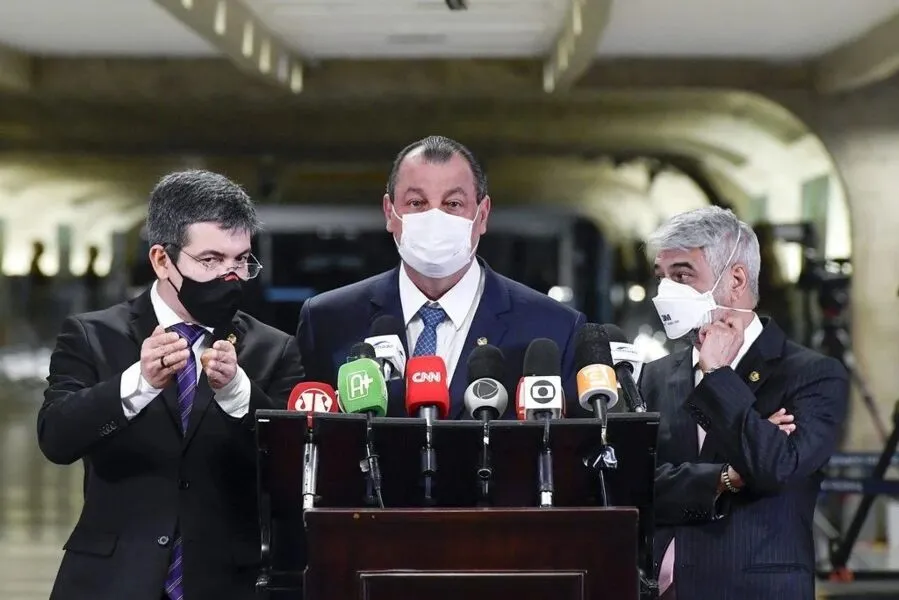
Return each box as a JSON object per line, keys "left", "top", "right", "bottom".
{"left": 647, "top": 206, "right": 761, "bottom": 303}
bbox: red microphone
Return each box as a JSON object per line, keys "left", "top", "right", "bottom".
{"left": 405, "top": 356, "right": 450, "bottom": 420}
{"left": 515, "top": 379, "right": 526, "bottom": 420}
{"left": 288, "top": 382, "right": 339, "bottom": 413}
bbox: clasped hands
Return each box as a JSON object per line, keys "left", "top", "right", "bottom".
{"left": 139, "top": 326, "right": 238, "bottom": 390}
{"left": 697, "top": 317, "right": 796, "bottom": 492}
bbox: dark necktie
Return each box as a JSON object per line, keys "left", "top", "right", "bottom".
{"left": 413, "top": 304, "right": 446, "bottom": 357}
{"left": 164, "top": 322, "right": 205, "bottom": 600}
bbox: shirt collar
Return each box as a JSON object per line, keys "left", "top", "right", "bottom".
{"left": 149, "top": 280, "right": 214, "bottom": 334}
{"left": 692, "top": 314, "right": 764, "bottom": 369}
{"left": 398, "top": 260, "right": 482, "bottom": 331}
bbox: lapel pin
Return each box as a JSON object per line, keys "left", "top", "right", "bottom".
{"left": 749, "top": 371, "right": 760, "bottom": 382}
{"left": 477, "top": 337, "right": 488, "bottom": 346}
{"left": 226, "top": 333, "right": 237, "bottom": 345}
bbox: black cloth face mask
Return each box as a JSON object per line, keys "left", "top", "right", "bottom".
{"left": 168, "top": 260, "right": 244, "bottom": 328}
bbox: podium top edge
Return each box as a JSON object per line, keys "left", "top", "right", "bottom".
{"left": 255, "top": 410, "right": 660, "bottom": 424}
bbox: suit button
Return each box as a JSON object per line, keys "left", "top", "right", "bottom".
{"left": 179, "top": 480, "right": 190, "bottom": 490}
{"left": 157, "top": 535, "right": 170, "bottom": 546}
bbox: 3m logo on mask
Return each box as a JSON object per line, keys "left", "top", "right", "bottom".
{"left": 661, "top": 314, "right": 672, "bottom": 323}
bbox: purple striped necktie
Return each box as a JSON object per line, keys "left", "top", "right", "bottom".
{"left": 164, "top": 322, "right": 205, "bottom": 600}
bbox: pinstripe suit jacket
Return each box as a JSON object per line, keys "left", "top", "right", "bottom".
{"left": 639, "top": 318, "right": 847, "bottom": 600}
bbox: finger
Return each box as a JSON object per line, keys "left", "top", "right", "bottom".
{"left": 212, "top": 340, "right": 234, "bottom": 352}
{"left": 153, "top": 338, "right": 188, "bottom": 358}
{"left": 780, "top": 414, "right": 795, "bottom": 423}
{"left": 162, "top": 358, "right": 189, "bottom": 374}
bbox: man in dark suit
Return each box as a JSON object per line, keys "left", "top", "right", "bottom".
{"left": 38, "top": 170, "right": 304, "bottom": 600}
{"left": 297, "top": 135, "right": 585, "bottom": 418}
{"left": 640, "top": 206, "right": 847, "bottom": 600}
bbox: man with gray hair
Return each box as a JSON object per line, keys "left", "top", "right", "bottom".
{"left": 640, "top": 206, "right": 847, "bottom": 600}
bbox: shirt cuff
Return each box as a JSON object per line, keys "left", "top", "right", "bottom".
{"left": 214, "top": 366, "right": 251, "bottom": 419}
{"left": 120, "top": 361, "right": 164, "bottom": 420}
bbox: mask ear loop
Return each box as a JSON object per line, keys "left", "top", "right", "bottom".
{"left": 709, "top": 227, "right": 742, "bottom": 293}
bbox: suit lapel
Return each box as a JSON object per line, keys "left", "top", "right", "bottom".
{"left": 368, "top": 268, "right": 408, "bottom": 415}
{"left": 183, "top": 317, "right": 248, "bottom": 448}
{"left": 669, "top": 350, "right": 700, "bottom": 460}
{"left": 449, "top": 262, "right": 512, "bottom": 418}
{"left": 127, "top": 290, "right": 183, "bottom": 433}
{"left": 698, "top": 317, "right": 786, "bottom": 461}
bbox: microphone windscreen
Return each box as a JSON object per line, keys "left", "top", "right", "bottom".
{"left": 522, "top": 338, "right": 561, "bottom": 377}
{"left": 369, "top": 315, "right": 405, "bottom": 338}
{"left": 348, "top": 342, "right": 376, "bottom": 361}
{"left": 405, "top": 356, "right": 450, "bottom": 419}
{"left": 573, "top": 323, "right": 613, "bottom": 370}
{"left": 287, "top": 382, "right": 339, "bottom": 412}
{"left": 602, "top": 323, "right": 629, "bottom": 344}
{"left": 467, "top": 344, "right": 505, "bottom": 384}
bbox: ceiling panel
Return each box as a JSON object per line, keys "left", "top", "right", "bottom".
{"left": 248, "top": 0, "right": 568, "bottom": 58}
{"left": 0, "top": 0, "right": 217, "bottom": 56}
{"left": 597, "top": 0, "right": 899, "bottom": 58}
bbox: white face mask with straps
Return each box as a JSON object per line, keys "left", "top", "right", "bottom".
{"left": 392, "top": 205, "right": 480, "bottom": 279}
{"left": 651, "top": 228, "right": 753, "bottom": 340}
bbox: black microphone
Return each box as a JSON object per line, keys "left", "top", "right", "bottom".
{"left": 463, "top": 344, "right": 508, "bottom": 505}
{"left": 521, "top": 338, "right": 563, "bottom": 508}
{"left": 602, "top": 324, "right": 647, "bottom": 413}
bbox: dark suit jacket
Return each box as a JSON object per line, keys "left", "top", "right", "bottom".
{"left": 296, "top": 259, "right": 586, "bottom": 418}
{"left": 639, "top": 318, "right": 847, "bottom": 600}
{"left": 38, "top": 290, "right": 304, "bottom": 600}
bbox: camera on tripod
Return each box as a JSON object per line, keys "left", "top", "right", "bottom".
{"left": 798, "top": 254, "right": 851, "bottom": 320}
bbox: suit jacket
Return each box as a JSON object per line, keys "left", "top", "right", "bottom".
{"left": 38, "top": 290, "right": 304, "bottom": 600}
{"left": 639, "top": 318, "right": 847, "bottom": 600}
{"left": 296, "top": 259, "right": 586, "bottom": 418}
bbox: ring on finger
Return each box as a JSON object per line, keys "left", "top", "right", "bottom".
{"left": 160, "top": 355, "right": 167, "bottom": 369}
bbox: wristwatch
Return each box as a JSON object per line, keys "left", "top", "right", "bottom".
{"left": 721, "top": 463, "right": 740, "bottom": 493}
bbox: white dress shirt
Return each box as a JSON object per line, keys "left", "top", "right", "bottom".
{"left": 119, "top": 281, "right": 252, "bottom": 420}
{"left": 659, "top": 313, "right": 765, "bottom": 594}
{"left": 399, "top": 260, "right": 485, "bottom": 382}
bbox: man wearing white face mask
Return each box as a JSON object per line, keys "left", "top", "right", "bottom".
{"left": 297, "top": 135, "right": 586, "bottom": 418}
{"left": 639, "top": 206, "right": 847, "bottom": 600}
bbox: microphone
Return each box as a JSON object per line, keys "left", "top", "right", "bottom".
{"left": 365, "top": 315, "right": 407, "bottom": 382}
{"left": 573, "top": 323, "right": 621, "bottom": 506}
{"left": 288, "top": 382, "right": 339, "bottom": 413}
{"left": 602, "top": 324, "right": 647, "bottom": 413}
{"left": 573, "top": 324, "right": 619, "bottom": 426}
{"left": 287, "top": 382, "right": 339, "bottom": 510}
{"left": 463, "top": 344, "right": 508, "bottom": 505}
{"left": 519, "top": 338, "right": 563, "bottom": 507}
{"left": 463, "top": 344, "right": 508, "bottom": 422}
{"left": 405, "top": 356, "right": 450, "bottom": 505}
{"left": 520, "top": 338, "right": 564, "bottom": 420}
{"left": 337, "top": 343, "right": 388, "bottom": 507}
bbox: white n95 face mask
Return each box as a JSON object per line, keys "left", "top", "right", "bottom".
{"left": 393, "top": 205, "right": 480, "bottom": 279}
{"left": 651, "top": 228, "right": 752, "bottom": 340}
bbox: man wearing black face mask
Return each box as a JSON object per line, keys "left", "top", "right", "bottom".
{"left": 38, "top": 170, "right": 304, "bottom": 600}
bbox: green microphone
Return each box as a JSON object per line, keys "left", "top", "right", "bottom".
{"left": 337, "top": 343, "right": 389, "bottom": 417}
{"left": 337, "top": 342, "right": 388, "bottom": 507}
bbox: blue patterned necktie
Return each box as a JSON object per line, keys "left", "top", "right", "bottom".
{"left": 164, "top": 322, "right": 205, "bottom": 600}
{"left": 413, "top": 304, "right": 446, "bottom": 357}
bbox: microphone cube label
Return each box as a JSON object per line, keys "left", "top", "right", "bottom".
{"left": 348, "top": 371, "right": 374, "bottom": 400}
{"left": 521, "top": 375, "right": 563, "bottom": 415}
{"left": 294, "top": 388, "right": 335, "bottom": 412}
{"left": 411, "top": 371, "right": 442, "bottom": 383}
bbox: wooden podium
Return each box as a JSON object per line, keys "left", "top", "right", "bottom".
{"left": 255, "top": 412, "right": 659, "bottom": 600}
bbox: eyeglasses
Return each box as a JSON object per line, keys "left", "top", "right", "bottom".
{"left": 167, "top": 244, "right": 263, "bottom": 280}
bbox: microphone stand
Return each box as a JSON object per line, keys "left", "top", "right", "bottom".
{"left": 302, "top": 424, "right": 319, "bottom": 510}
{"left": 537, "top": 414, "right": 554, "bottom": 508}
{"left": 419, "top": 406, "right": 438, "bottom": 506}
{"left": 583, "top": 397, "right": 618, "bottom": 507}
{"left": 476, "top": 415, "right": 493, "bottom": 506}
{"left": 360, "top": 412, "right": 384, "bottom": 508}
